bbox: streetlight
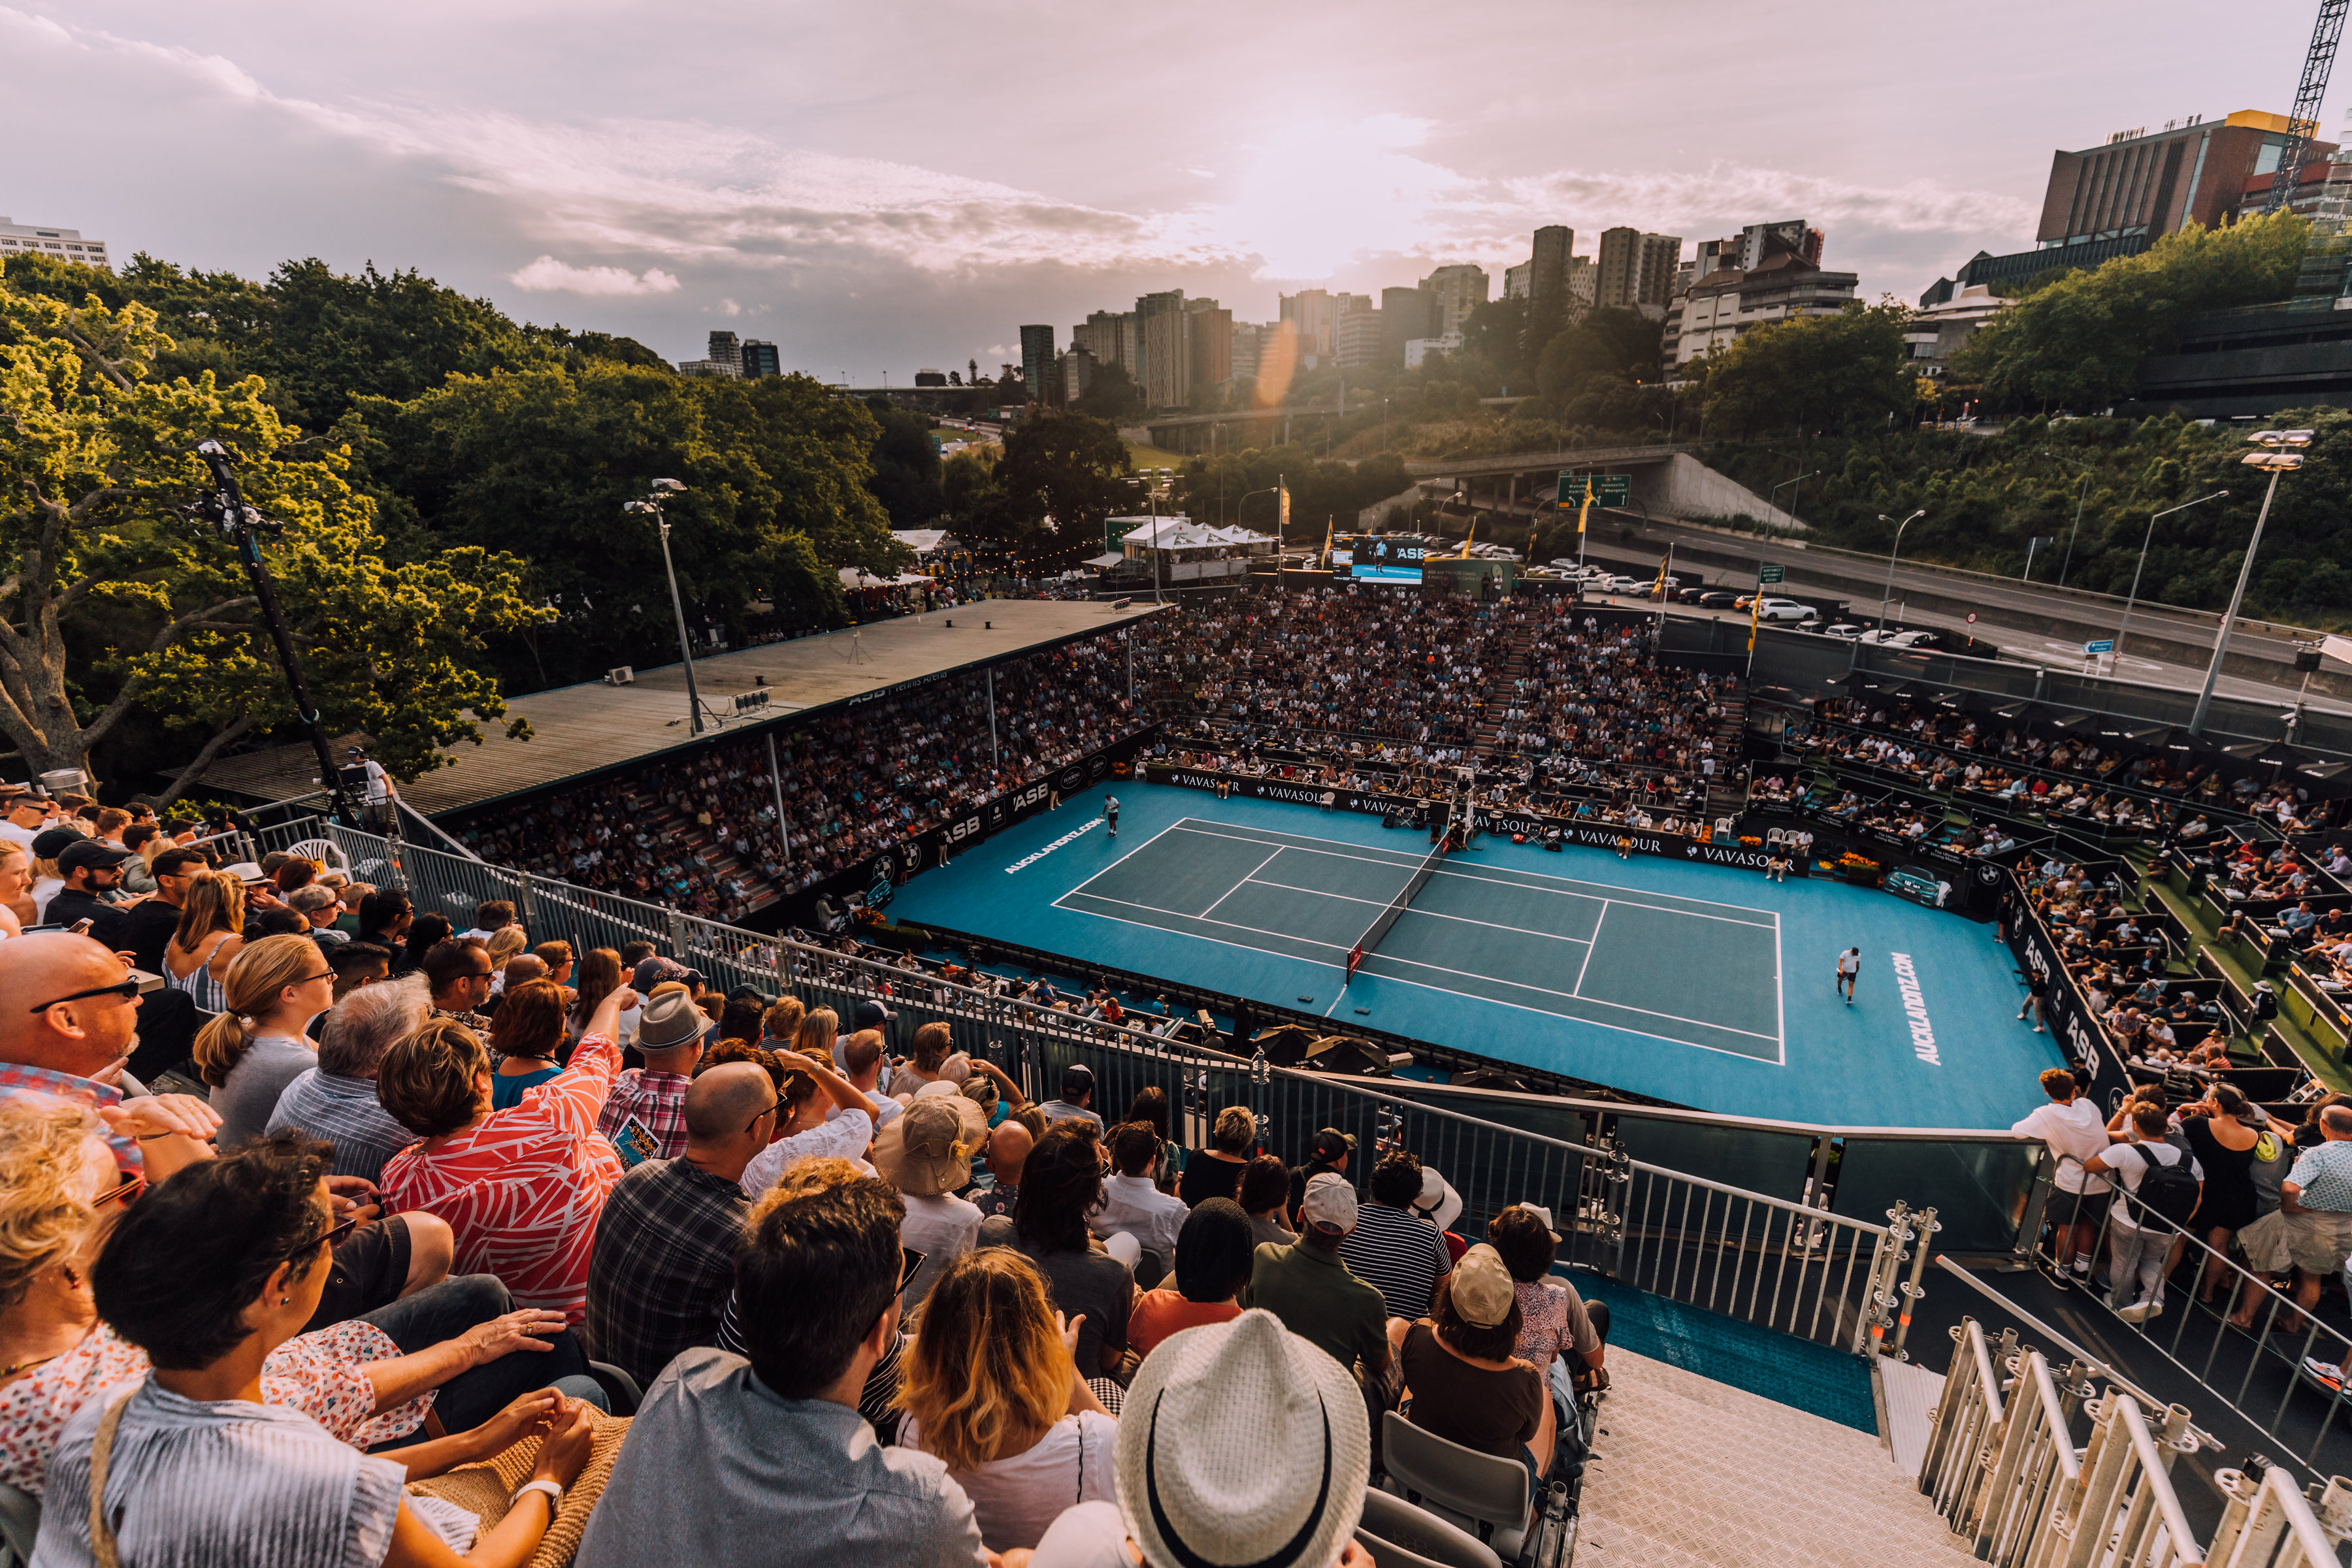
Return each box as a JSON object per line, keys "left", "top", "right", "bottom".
{"left": 2115, "top": 489, "right": 2227, "bottom": 667}
{"left": 1766, "top": 471, "right": 1818, "bottom": 538}
{"left": 2191, "top": 431, "right": 2312, "bottom": 735}
{"left": 1853, "top": 509, "right": 1925, "bottom": 668}
{"left": 623, "top": 479, "right": 705, "bottom": 736}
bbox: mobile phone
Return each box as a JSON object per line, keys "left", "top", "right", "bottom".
{"left": 69, "top": 918, "right": 95, "bottom": 936}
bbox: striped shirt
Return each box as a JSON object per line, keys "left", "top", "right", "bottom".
{"left": 1337, "top": 1201, "right": 1453, "bottom": 1318}
{"left": 265, "top": 1069, "right": 419, "bottom": 1186}
{"left": 381, "top": 1033, "right": 626, "bottom": 1324}
{"left": 33, "top": 1377, "right": 407, "bottom": 1568}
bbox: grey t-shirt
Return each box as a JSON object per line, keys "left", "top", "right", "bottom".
{"left": 575, "top": 1348, "right": 986, "bottom": 1568}
{"left": 213, "top": 1034, "right": 319, "bottom": 1149}
{"left": 1010, "top": 1237, "right": 1132, "bottom": 1374}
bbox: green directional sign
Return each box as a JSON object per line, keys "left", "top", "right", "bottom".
{"left": 1556, "top": 473, "right": 1632, "bottom": 508}
{"left": 1758, "top": 563, "right": 1785, "bottom": 585}
{"left": 1105, "top": 516, "right": 1145, "bottom": 550}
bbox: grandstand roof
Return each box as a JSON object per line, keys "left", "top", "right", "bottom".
{"left": 200, "top": 597, "right": 1166, "bottom": 818}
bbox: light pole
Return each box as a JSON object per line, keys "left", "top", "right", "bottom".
{"left": 625, "top": 479, "right": 705, "bottom": 736}
{"left": 1852, "top": 509, "right": 1924, "bottom": 669}
{"left": 2055, "top": 467, "right": 2091, "bottom": 587}
{"left": 2191, "top": 430, "right": 2312, "bottom": 736}
{"left": 2115, "top": 489, "right": 2227, "bottom": 666}
{"left": 1766, "top": 471, "right": 1818, "bottom": 541}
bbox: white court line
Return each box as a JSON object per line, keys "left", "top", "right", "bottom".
{"left": 1369, "top": 947, "right": 1782, "bottom": 1043}
{"left": 1394, "top": 904, "right": 1594, "bottom": 947}
{"left": 1169, "top": 818, "right": 1773, "bottom": 925}
{"left": 1350, "top": 951, "right": 1787, "bottom": 1065}
{"left": 1169, "top": 819, "right": 1430, "bottom": 867}
{"left": 1248, "top": 878, "right": 1391, "bottom": 909}
{"left": 1062, "top": 889, "right": 1350, "bottom": 953}
{"left": 1201, "top": 847, "right": 1288, "bottom": 919}
{"left": 1572, "top": 904, "right": 1604, "bottom": 994}
{"left": 1060, "top": 821, "right": 1188, "bottom": 895}
{"left": 1774, "top": 913, "right": 1786, "bottom": 1054}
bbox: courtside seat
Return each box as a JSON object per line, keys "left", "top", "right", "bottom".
{"left": 1380, "top": 1411, "right": 1532, "bottom": 1560}
{"left": 1357, "top": 1488, "right": 1503, "bottom": 1568}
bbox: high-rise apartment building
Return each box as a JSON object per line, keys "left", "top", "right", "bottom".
{"left": 738, "top": 340, "right": 781, "bottom": 377}
{"left": 1230, "top": 321, "right": 1266, "bottom": 381}
{"left": 1595, "top": 228, "right": 1683, "bottom": 318}
{"left": 1529, "top": 225, "right": 1574, "bottom": 303}
{"left": 0, "top": 218, "right": 111, "bottom": 270}
{"left": 1186, "top": 299, "right": 1232, "bottom": 390}
{"left": 1380, "top": 287, "right": 1434, "bottom": 365}
{"left": 1084, "top": 310, "right": 1140, "bottom": 378}
{"left": 1279, "top": 288, "right": 1339, "bottom": 360}
{"left": 1669, "top": 225, "right": 1857, "bottom": 367}
{"left": 1336, "top": 301, "right": 1386, "bottom": 370}
{"left": 1019, "top": 325, "right": 1056, "bottom": 400}
{"left": 1418, "top": 264, "right": 1490, "bottom": 334}
{"left": 706, "top": 331, "right": 742, "bottom": 374}
{"left": 1136, "top": 291, "right": 1190, "bottom": 408}
{"left": 1502, "top": 261, "right": 1533, "bottom": 300}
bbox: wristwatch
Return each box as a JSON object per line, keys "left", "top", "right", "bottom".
{"left": 511, "top": 1479, "right": 563, "bottom": 1511}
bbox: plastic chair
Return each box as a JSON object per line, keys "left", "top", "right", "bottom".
{"left": 1380, "top": 1411, "right": 1533, "bottom": 1560}
{"left": 1358, "top": 1489, "right": 1502, "bottom": 1568}
{"left": 587, "top": 1360, "right": 644, "bottom": 1416}
{"left": 284, "top": 838, "right": 350, "bottom": 873}
{"left": 0, "top": 1480, "right": 39, "bottom": 1568}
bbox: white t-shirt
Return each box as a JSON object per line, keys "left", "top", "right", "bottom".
{"left": 2104, "top": 1140, "right": 2202, "bottom": 1231}
{"left": 742, "top": 1107, "right": 875, "bottom": 1194}
{"left": 2011, "top": 1097, "right": 2114, "bottom": 1194}
{"left": 1025, "top": 1501, "right": 1130, "bottom": 1568}
{"left": 901, "top": 1410, "right": 1119, "bottom": 1552}
{"left": 898, "top": 1191, "right": 982, "bottom": 1309}
{"left": 1837, "top": 951, "right": 1860, "bottom": 977}
{"left": 30, "top": 876, "right": 62, "bottom": 922}
{"left": 0, "top": 819, "right": 40, "bottom": 852}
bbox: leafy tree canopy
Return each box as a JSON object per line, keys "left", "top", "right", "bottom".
{"left": 1700, "top": 302, "right": 1914, "bottom": 438}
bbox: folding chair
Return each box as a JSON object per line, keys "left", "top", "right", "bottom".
{"left": 1380, "top": 1411, "right": 1534, "bottom": 1561}
{"left": 1357, "top": 1489, "right": 1502, "bottom": 1568}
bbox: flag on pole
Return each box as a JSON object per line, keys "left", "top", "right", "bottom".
{"left": 1748, "top": 589, "right": 1762, "bottom": 651}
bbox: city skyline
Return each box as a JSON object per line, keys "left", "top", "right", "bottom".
{"left": 6, "top": 0, "right": 2332, "bottom": 378}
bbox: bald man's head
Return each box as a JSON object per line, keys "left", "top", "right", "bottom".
{"left": 684, "top": 1060, "right": 779, "bottom": 1147}
{"left": 987, "top": 1120, "right": 1033, "bottom": 1185}
{"left": 0, "top": 933, "right": 144, "bottom": 1078}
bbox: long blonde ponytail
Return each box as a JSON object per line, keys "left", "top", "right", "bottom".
{"left": 191, "top": 934, "right": 323, "bottom": 1088}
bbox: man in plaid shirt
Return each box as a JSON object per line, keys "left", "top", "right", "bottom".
{"left": 596, "top": 984, "right": 708, "bottom": 1160}
{"left": 584, "top": 1061, "right": 777, "bottom": 1385}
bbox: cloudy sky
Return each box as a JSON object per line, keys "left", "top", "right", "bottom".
{"left": 9, "top": 1, "right": 2330, "bottom": 378}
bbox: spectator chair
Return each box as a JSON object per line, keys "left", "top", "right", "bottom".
{"left": 0, "top": 1480, "right": 36, "bottom": 1568}
{"left": 587, "top": 1360, "right": 644, "bottom": 1416}
{"left": 1357, "top": 1488, "right": 1502, "bottom": 1568}
{"left": 1380, "top": 1411, "right": 1532, "bottom": 1561}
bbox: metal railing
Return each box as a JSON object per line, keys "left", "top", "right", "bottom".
{"left": 1923, "top": 1316, "right": 2207, "bottom": 1568}
{"left": 2208, "top": 1465, "right": 2352, "bottom": 1567}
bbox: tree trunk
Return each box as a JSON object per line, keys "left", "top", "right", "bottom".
{"left": 155, "top": 713, "right": 260, "bottom": 806}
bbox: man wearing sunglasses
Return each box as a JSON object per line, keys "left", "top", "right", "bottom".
{"left": 0, "top": 932, "right": 219, "bottom": 1183}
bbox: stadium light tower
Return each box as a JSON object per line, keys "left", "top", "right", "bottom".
{"left": 1852, "top": 510, "right": 1925, "bottom": 671}
{"left": 2191, "top": 431, "right": 2311, "bottom": 735}
{"left": 625, "top": 479, "right": 704, "bottom": 736}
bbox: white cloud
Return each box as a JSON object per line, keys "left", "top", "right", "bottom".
{"left": 506, "top": 255, "right": 681, "bottom": 295}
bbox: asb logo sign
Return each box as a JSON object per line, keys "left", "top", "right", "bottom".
{"left": 941, "top": 815, "right": 984, "bottom": 846}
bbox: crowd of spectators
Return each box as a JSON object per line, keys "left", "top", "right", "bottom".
{"left": 455, "top": 636, "right": 1151, "bottom": 923}
{"left": 0, "top": 923, "right": 1614, "bottom": 1567}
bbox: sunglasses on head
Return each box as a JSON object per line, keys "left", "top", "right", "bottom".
{"left": 294, "top": 1213, "right": 362, "bottom": 1263}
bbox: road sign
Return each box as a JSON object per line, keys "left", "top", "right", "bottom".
{"left": 1556, "top": 473, "right": 1632, "bottom": 507}
{"left": 1757, "top": 563, "right": 1785, "bottom": 585}
{"left": 2083, "top": 638, "right": 2115, "bottom": 655}
{"left": 1105, "top": 516, "right": 1145, "bottom": 549}
{"left": 1965, "top": 612, "right": 1978, "bottom": 624}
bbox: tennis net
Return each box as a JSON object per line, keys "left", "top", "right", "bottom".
{"left": 1345, "top": 791, "right": 1460, "bottom": 974}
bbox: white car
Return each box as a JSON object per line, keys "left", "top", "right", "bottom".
{"left": 1754, "top": 597, "right": 1817, "bottom": 623}
{"left": 1607, "top": 576, "right": 1651, "bottom": 593}
{"left": 1818, "top": 623, "right": 1867, "bottom": 640}
{"left": 1858, "top": 628, "right": 1936, "bottom": 647}
{"left": 1548, "top": 557, "right": 1580, "bottom": 569}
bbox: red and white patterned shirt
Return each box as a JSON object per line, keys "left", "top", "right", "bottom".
{"left": 595, "top": 1070, "right": 692, "bottom": 1162}
{"left": 380, "top": 1033, "right": 625, "bottom": 1324}
{"left": 0, "top": 1319, "right": 429, "bottom": 1496}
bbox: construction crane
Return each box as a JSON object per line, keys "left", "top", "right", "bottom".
{"left": 2266, "top": 0, "right": 2351, "bottom": 213}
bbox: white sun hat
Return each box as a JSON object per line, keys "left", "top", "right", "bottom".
{"left": 1116, "top": 1309, "right": 1369, "bottom": 1568}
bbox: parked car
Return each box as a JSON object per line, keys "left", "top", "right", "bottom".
{"left": 1606, "top": 576, "right": 1648, "bottom": 593}
{"left": 1695, "top": 590, "right": 1743, "bottom": 608}
{"left": 1816, "top": 623, "right": 1867, "bottom": 640}
{"left": 1858, "top": 628, "right": 1937, "bottom": 648}
{"left": 1754, "top": 597, "right": 1817, "bottom": 623}
{"left": 1548, "top": 557, "right": 1581, "bottom": 569}
{"left": 1673, "top": 585, "right": 1712, "bottom": 603}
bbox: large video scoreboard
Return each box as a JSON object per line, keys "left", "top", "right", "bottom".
{"left": 1330, "top": 534, "right": 1428, "bottom": 582}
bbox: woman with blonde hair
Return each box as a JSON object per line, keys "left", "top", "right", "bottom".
{"left": 487, "top": 977, "right": 570, "bottom": 1109}
{"left": 897, "top": 1249, "right": 1115, "bottom": 1552}
{"left": 0, "top": 840, "right": 29, "bottom": 938}
{"left": 193, "top": 934, "right": 335, "bottom": 1148}
{"left": 794, "top": 1005, "right": 840, "bottom": 1064}
{"left": 484, "top": 924, "right": 531, "bottom": 985}
{"left": 164, "top": 869, "right": 248, "bottom": 1014}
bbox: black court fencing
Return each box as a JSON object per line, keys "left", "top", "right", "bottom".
{"left": 282, "top": 813, "right": 2025, "bottom": 1358}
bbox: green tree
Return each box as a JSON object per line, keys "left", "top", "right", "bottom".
{"left": 995, "top": 411, "right": 1130, "bottom": 559}
{"left": 1953, "top": 214, "right": 2308, "bottom": 410}
{"left": 1701, "top": 303, "right": 1914, "bottom": 437}
{"left": 1077, "top": 362, "right": 1143, "bottom": 421}
{"left": 863, "top": 398, "right": 947, "bottom": 526}
{"left": 0, "top": 277, "right": 544, "bottom": 795}
{"left": 1536, "top": 308, "right": 1666, "bottom": 401}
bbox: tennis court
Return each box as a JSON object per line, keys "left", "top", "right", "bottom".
{"left": 1058, "top": 819, "right": 1784, "bottom": 1061}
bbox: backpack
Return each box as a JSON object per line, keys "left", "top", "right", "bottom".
{"left": 2129, "top": 1147, "right": 2200, "bottom": 1228}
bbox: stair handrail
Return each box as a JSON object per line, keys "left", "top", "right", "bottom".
{"left": 2061, "top": 1391, "right": 2204, "bottom": 1568}
{"left": 2206, "top": 1463, "right": 2351, "bottom": 1568}
{"left": 1923, "top": 1317, "right": 2008, "bottom": 1543}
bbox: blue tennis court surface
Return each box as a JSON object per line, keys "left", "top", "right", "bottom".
{"left": 887, "top": 783, "right": 2063, "bottom": 1130}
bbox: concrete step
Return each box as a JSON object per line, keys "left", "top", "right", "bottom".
{"left": 1576, "top": 1348, "right": 1966, "bottom": 1568}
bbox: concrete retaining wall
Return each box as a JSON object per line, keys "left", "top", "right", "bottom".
{"left": 1637, "top": 453, "right": 1808, "bottom": 533}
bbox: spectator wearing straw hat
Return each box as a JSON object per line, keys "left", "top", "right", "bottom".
{"left": 873, "top": 1094, "right": 986, "bottom": 1311}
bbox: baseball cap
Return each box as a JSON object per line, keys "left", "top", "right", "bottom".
{"left": 1115, "top": 1311, "right": 1369, "bottom": 1568}
{"left": 1307, "top": 1128, "right": 1355, "bottom": 1165}
{"left": 57, "top": 840, "right": 134, "bottom": 876}
{"left": 29, "top": 827, "right": 83, "bottom": 860}
{"left": 851, "top": 999, "right": 897, "bottom": 1032}
{"left": 1300, "top": 1171, "right": 1358, "bottom": 1233}
{"left": 1449, "top": 1244, "right": 1517, "bottom": 1329}
{"left": 1060, "top": 1062, "right": 1096, "bottom": 1100}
